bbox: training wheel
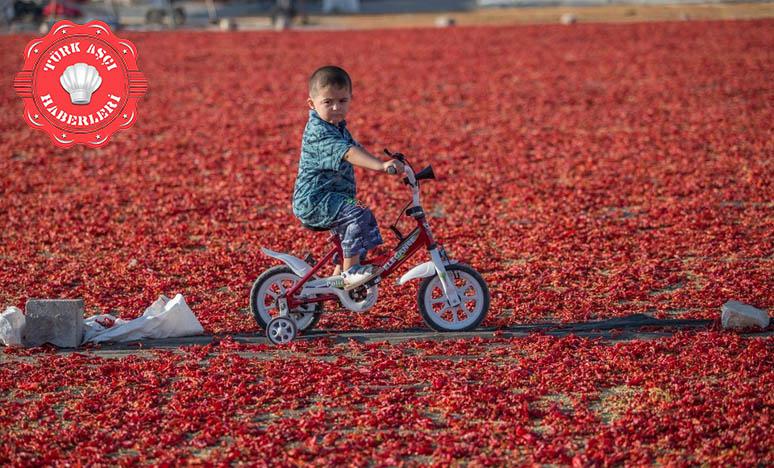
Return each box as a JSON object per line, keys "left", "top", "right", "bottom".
{"left": 266, "top": 316, "right": 297, "bottom": 345}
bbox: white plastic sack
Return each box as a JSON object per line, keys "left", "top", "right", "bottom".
{"left": 721, "top": 301, "right": 770, "bottom": 330}
{"left": 0, "top": 306, "right": 26, "bottom": 347}
{"left": 83, "top": 314, "right": 129, "bottom": 344}
{"left": 83, "top": 294, "right": 204, "bottom": 344}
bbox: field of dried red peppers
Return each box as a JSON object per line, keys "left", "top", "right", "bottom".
{"left": 1, "top": 19, "right": 772, "bottom": 465}
{"left": 1, "top": 333, "right": 771, "bottom": 465}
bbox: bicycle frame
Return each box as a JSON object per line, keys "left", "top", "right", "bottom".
{"left": 284, "top": 215, "right": 436, "bottom": 310}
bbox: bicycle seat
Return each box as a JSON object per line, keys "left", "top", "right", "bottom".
{"left": 301, "top": 222, "right": 330, "bottom": 232}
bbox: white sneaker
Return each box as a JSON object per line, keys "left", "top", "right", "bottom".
{"left": 342, "top": 264, "right": 375, "bottom": 288}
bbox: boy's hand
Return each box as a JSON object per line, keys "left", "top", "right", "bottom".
{"left": 383, "top": 159, "right": 405, "bottom": 175}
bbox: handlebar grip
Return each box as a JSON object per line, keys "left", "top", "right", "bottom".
{"left": 386, "top": 166, "right": 397, "bottom": 175}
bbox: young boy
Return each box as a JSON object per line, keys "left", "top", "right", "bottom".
{"left": 292, "top": 66, "right": 404, "bottom": 288}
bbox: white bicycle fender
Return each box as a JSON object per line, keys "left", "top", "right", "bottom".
{"left": 397, "top": 261, "right": 437, "bottom": 286}
{"left": 260, "top": 247, "right": 313, "bottom": 278}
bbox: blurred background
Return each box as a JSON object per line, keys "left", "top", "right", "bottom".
{"left": 2, "top": 0, "right": 773, "bottom": 33}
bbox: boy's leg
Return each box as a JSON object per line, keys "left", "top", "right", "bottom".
{"left": 329, "top": 201, "right": 382, "bottom": 282}
{"left": 335, "top": 250, "right": 366, "bottom": 276}
{"left": 342, "top": 255, "right": 357, "bottom": 273}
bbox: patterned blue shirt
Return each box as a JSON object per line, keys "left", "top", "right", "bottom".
{"left": 292, "top": 110, "right": 359, "bottom": 228}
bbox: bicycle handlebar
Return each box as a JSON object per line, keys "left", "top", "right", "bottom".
{"left": 384, "top": 147, "right": 412, "bottom": 176}
{"left": 383, "top": 148, "right": 405, "bottom": 162}
{"left": 383, "top": 148, "right": 427, "bottom": 232}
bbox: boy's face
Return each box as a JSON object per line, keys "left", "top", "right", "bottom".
{"left": 308, "top": 85, "right": 351, "bottom": 126}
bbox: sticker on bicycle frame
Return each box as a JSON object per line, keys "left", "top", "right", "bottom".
{"left": 382, "top": 230, "right": 420, "bottom": 272}
{"left": 13, "top": 20, "right": 148, "bottom": 148}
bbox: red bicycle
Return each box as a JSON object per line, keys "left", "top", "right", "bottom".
{"left": 251, "top": 150, "right": 490, "bottom": 345}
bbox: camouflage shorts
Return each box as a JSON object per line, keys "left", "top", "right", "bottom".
{"left": 330, "top": 199, "right": 384, "bottom": 260}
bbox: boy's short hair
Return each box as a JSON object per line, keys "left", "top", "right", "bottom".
{"left": 309, "top": 66, "right": 352, "bottom": 97}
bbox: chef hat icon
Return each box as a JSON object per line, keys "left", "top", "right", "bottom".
{"left": 60, "top": 63, "right": 102, "bottom": 105}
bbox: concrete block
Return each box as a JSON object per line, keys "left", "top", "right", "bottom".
{"left": 23, "top": 299, "right": 85, "bottom": 348}
{"left": 721, "top": 301, "right": 770, "bottom": 330}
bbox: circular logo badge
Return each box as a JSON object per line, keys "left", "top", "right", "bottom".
{"left": 13, "top": 21, "right": 148, "bottom": 148}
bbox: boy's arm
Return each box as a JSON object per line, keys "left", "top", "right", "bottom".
{"left": 344, "top": 146, "right": 403, "bottom": 174}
